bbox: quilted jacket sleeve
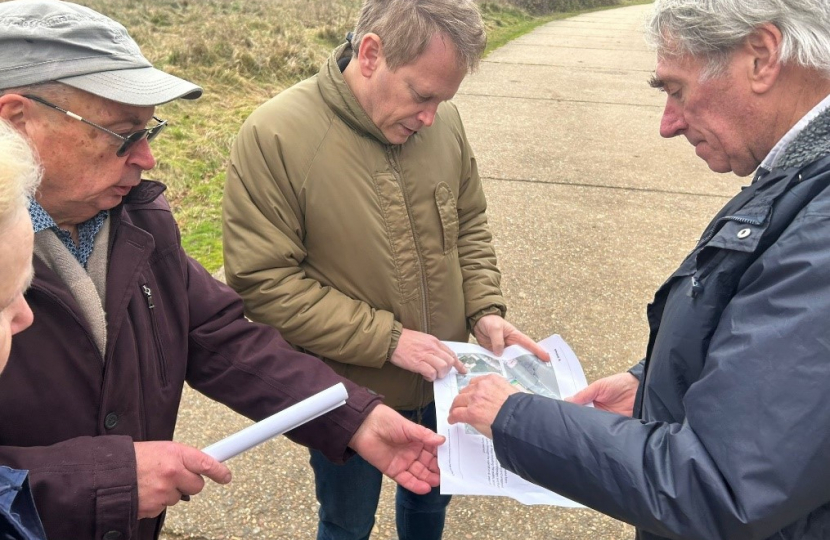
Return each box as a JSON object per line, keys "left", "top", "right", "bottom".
{"left": 446, "top": 103, "right": 507, "bottom": 327}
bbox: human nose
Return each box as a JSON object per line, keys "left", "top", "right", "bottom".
{"left": 659, "top": 100, "right": 687, "bottom": 138}
{"left": 417, "top": 103, "right": 439, "bottom": 128}
{"left": 125, "top": 137, "right": 157, "bottom": 171}
{"left": 9, "top": 295, "right": 33, "bottom": 336}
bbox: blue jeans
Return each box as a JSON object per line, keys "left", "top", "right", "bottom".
{"left": 309, "top": 402, "right": 451, "bottom": 540}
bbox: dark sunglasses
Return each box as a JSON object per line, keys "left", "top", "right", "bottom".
{"left": 24, "top": 94, "right": 167, "bottom": 157}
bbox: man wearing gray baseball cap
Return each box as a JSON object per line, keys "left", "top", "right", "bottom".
{"left": 0, "top": 2, "right": 445, "bottom": 540}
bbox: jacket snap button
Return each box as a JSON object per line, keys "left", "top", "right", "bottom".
{"left": 737, "top": 228, "right": 752, "bottom": 239}
{"left": 104, "top": 413, "right": 119, "bottom": 430}
{"left": 103, "top": 531, "right": 122, "bottom": 540}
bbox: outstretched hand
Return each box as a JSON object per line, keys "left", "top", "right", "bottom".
{"left": 349, "top": 404, "right": 445, "bottom": 494}
{"left": 473, "top": 315, "right": 550, "bottom": 361}
{"left": 448, "top": 374, "right": 519, "bottom": 439}
{"left": 566, "top": 372, "right": 639, "bottom": 416}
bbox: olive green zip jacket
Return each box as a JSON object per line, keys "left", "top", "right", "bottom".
{"left": 223, "top": 44, "right": 505, "bottom": 409}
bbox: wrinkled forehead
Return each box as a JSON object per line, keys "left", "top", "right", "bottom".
{"left": 54, "top": 88, "right": 156, "bottom": 125}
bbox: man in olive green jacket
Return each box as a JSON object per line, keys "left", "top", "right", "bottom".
{"left": 223, "top": 1, "right": 547, "bottom": 538}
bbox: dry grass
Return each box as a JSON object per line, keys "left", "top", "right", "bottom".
{"left": 71, "top": 0, "right": 362, "bottom": 269}
{"left": 61, "top": 0, "right": 622, "bottom": 271}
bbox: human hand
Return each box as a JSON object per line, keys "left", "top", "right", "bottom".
{"left": 349, "top": 404, "right": 445, "bottom": 494}
{"left": 565, "top": 372, "right": 639, "bottom": 416}
{"left": 472, "top": 315, "right": 551, "bottom": 361}
{"left": 448, "top": 374, "right": 520, "bottom": 439}
{"left": 134, "top": 441, "right": 232, "bottom": 519}
{"left": 390, "top": 328, "right": 466, "bottom": 381}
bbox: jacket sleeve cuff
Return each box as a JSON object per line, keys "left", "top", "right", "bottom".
{"left": 467, "top": 305, "right": 506, "bottom": 333}
{"left": 628, "top": 359, "right": 646, "bottom": 382}
{"left": 386, "top": 321, "right": 403, "bottom": 361}
{"left": 93, "top": 436, "right": 138, "bottom": 540}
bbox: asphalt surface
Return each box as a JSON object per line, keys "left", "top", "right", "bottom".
{"left": 162, "top": 3, "right": 743, "bottom": 539}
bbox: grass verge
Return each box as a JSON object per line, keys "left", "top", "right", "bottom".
{"left": 72, "top": 0, "right": 650, "bottom": 273}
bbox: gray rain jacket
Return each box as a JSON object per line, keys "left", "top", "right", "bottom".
{"left": 491, "top": 109, "right": 830, "bottom": 539}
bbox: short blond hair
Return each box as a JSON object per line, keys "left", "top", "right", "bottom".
{"left": 351, "top": 0, "right": 486, "bottom": 72}
{"left": 0, "top": 120, "right": 41, "bottom": 227}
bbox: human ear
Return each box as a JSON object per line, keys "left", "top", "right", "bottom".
{"left": 0, "top": 94, "right": 30, "bottom": 132}
{"left": 357, "top": 33, "right": 383, "bottom": 78}
{"left": 745, "top": 23, "right": 783, "bottom": 94}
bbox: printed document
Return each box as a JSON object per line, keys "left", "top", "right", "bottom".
{"left": 435, "top": 334, "right": 587, "bottom": 506}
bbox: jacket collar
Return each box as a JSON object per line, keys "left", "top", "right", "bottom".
{"left": 317, "top": 43, "right": 392, "bottom": 145}
{"left": 773, "top": 99, "right": 830, "bottom": 171}
{"left": 124, "top": 179, "right": 167, "bottom": 205}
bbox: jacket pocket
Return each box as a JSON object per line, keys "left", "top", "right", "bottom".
{"left": 141, "top": 282, "right": 169, "bottom": 387}
{"left": 434, "top": 182, "right": 459, "bottom": 254}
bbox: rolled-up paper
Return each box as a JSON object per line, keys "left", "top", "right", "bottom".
{"left": 202, "top": 382, "right": 349, "bottom": 462}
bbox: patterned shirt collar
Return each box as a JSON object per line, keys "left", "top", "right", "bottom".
{"left": 28, "top": 200, "right": 108, "bottom": 269}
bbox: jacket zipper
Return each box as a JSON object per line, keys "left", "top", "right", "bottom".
{"left": 696, "top": 215, "right": 764, "bottom": 248}
{"left": 142, "top": 284, "right": 168, "bottom": 386}
{"left": 689, "top": 215, "right": 764, "bottom": 297}
{"left": 387, "top": 147, "right": 430, "bottom": 334}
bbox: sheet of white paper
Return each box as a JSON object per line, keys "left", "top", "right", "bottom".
{"left": 202, "top": 383, "right": 348, "bottom": 462}
{"left": 435, "top": 334, "right": 587, "bottom": 506}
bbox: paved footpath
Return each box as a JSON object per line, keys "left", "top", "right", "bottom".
{"left": 163, "top": 3, "right": 743, "bottom": 539}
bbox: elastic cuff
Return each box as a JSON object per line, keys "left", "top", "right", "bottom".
{"left": 386, "top": 321, "right": 403, "bottom": 361}
{"left": 467, "top": 305, "right": 506, "bottom": 333}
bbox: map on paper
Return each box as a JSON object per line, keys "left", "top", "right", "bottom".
{"left": 435, "top": 334, "right": 588, "bottom": 506}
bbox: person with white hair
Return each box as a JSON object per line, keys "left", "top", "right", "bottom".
{"left": 450, "top": 1, "right": 830, "bottom": 539}
{"left": 0, "top": 2, "right": 446, "bottom": 540}
{"left": 0, "top": 120, "right": 45, "bottom": 539}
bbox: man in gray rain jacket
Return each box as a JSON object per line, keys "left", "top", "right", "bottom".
{"left": 450, "top": 1, "right": 830, "bottom": 538}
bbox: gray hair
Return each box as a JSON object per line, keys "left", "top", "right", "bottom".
{"left": 351, "top": 0, "right": 487, "bottom": 72}
{"left": 0, "top": 82, "right": 75, "bottom": 105}
{"left": 646, "top": 0, "right": 830, "bottom": 79}
{"left": 0, "top": 119, "right": 41, "bottom": 228}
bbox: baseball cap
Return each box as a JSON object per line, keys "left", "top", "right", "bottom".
{"left": 0, "top": 0, "right": 202, "bottom": 106}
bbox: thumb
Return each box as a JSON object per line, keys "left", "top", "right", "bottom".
{"left": 407, "top": 423, "right": 446, "bottom": 447}
{"left": 181, "top": 446, "right": 232, "bottom": 485}
{"left": 489, "top": 329, "right": 505, "bottom": 357}
{"left": 565, "top": 385, "right": 598, "bottom": 406}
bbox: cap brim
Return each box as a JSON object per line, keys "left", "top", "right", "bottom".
{"left": 58, "top": 66, "right": 202, "bottom": 107}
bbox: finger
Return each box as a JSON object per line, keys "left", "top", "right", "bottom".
{"left": 181, "top": 447, "right": 232, "bottom": 485}
{"left": 175, "top": 471, "right": 207, "bottom": 498}
{"left": 432, "top": 355, "right": 455, "bottom": 380}
{"left": 432, "top": 346, "right": 461, "bottom": 375}
{"left": 404, "top": 422, "right": 446, "bottom": 447}
{"left": 393, "top": 470, "right": 435, "bottom": 495}
{"left": 447, "top": 403, "right": 468, "bottom": 425}
{"left": 418, "top": 360, "right": 439, "bottom": 382}
{"left": 509, "top": 333, "right": 551, "bottom": 362}
{"left": 564, "top": 384, "right": 599, "bottom": 405}
{"left": 488, "top": 328, "right": 506, "bottom": 357}
{"left": 163, "top": 490, "right": 185, "bottom": 509}
{"left": 449, "top": 353, "right": 468, "bottom": 375}
{"left": 435, "top": 339, "right": 459, "bottom": 361}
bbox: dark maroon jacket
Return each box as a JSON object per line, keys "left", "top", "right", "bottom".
{"left": 0, "top": 181, "right": 381, "bottom": 540}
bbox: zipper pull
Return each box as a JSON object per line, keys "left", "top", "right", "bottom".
{"left": 142, "top": 285, "right": 155, "bottom": 309}
{"left": 688, "top": 276, "right": 704, "bottom": 298}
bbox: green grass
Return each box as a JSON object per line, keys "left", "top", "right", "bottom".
{"left": 71, "top": 0, "right": 648, "bottom": 273}
{"left": 482, "top": 0, "right": 652, "bottom": 54}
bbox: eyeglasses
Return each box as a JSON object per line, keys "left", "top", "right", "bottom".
{"left": 24, "top": 94, "right": 167, "bottom": 157}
